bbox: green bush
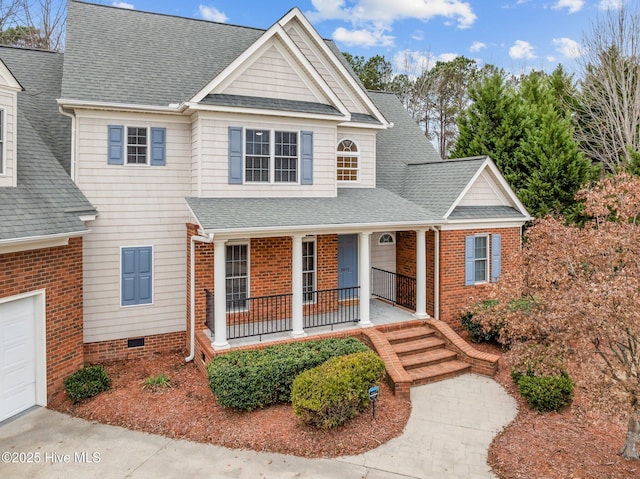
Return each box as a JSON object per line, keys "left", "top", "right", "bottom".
{"left": 64, "top": 365, "right": 111, "bottom": 403}
{"left": 207, "top": 337, "right": 370, "bottom": 410}
{"left": 511, "top": 370, "right": 574, "bottom": 412}
{"left": 291, "top": 351, "right": 385, "bottom": 429}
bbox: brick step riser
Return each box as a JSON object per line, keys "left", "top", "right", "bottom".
{"left": 385, "top": 328, "right": 437, "bottom": 345}
{"left": 411, "top": 366, "right": 471, "bottom": 386}
{"left": 393, "top": 341, "right": 447, "bottom": 357}
{"left": 400, "top": 350, "right": 459, "bottom": 370}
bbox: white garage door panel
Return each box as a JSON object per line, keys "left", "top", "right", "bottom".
{"left": 0, "top": 296, "right": 37, "bottom": 422}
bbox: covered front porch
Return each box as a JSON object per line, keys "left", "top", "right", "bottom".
{"left": 204, "top": 293, "right": 415, "bottom": 346}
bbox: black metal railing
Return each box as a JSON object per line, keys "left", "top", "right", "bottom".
{"left": 304, "top": 286, "right": 360, "bottom": 329}
{"left": 371, "top": 267, "right": 416, "bottom": 310}
{"left": 204, "top": 286, "right": 361, "bottom": 341}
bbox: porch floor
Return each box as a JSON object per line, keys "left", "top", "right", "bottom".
{"left": 209, "top": 298, "right": 415, "bottom": 348}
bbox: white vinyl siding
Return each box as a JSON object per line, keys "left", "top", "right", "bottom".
{"left": 198, "top": 115, "right": 337, "bottom": 197}
{"left": 75, "top": 111, "right": 191, "bottom": 343}
{"left": 284, "top": 20, "right": 370, "bottom": 114}
{"left": 0, "top": 90, "right": 16, "bottom": 187}
{"left": 222, "top": 42, "right": 325, "bottom": 103}
{"left": 458, "top": 170, "right": 511, "bottom": 206}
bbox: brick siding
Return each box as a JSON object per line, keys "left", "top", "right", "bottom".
{"left": 0, "top": 238, "right": 84, "bottom": 403}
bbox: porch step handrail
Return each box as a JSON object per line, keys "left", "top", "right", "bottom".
{"left": 371, "top": 267, "right": 416, "bottom": 310}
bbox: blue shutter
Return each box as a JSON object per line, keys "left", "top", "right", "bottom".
{"left": 300, "top": 131, "right": 313, "bottom": 185}
{"left": 465, "top": 236, "right": 475, "bottom": 286}
{"left": 150, "top": 127, "right": 166, "bottom": 166}
{"left": 491, "top": 234, "right": 502, "bottom": 282}
{"left": 108, "top": 125, "right": 124, "bottom": 165}
{"left": 121, "top": 247, "right": 153, "bottom": 306}
{"left": 228, "top": 127, "right": 243, "bottom": 184}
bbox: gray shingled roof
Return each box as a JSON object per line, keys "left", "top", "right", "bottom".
{"left": 187, "top": 188, "right": 439, "bottom": 233}
{"left": 0, "top": 47, "right": 95, "bottom": 241}
{"left": 370, "top": 91, "right": 442, "bottom": 194}
{"left": 201, "top": 94, "right": 344, "bottom": 116}
{"left": 399, "top": 158, "right": 487, "bottom": 218}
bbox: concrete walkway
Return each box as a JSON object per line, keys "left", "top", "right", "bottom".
{"left": 0, "top": 374, "right": 517, "bottom": 479}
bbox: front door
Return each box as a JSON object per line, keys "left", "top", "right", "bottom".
{"left": 338, "top": 234, "right": 358, "bottom": 289}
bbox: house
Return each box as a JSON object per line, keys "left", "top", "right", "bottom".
{"left": 0, "top": 1, "right": 529, "bottom": 422}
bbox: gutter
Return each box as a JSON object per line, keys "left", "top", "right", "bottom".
{"left": 186, "top": 232, "right": 214, "bottom": 362}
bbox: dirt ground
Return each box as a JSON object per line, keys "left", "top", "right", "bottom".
{"left": 50, "top": 343, "right": 640, "bottom": 477}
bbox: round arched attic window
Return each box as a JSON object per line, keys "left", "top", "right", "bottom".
{"left": 378, "top": 232, "right": 395, "bottom": 245}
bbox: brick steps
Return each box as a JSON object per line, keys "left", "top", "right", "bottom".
{"left": 384, "top": 324, "right": 473, "bottom": 387}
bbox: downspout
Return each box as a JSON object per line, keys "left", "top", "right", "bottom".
{"left": 186, "top": 232, "right": 214, "bottom": 362}
{"left": 58, "top": 106, "right": 76, "bottom": 182}
{"left": 429, "top": 226, "right": 440, "bottom": 319}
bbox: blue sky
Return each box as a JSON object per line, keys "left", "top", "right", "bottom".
{"left": 107, "top": 0, "right": 628, "bottom": 75}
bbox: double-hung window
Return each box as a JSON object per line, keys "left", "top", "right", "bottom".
{"left": 245, "top": 129, "right": 298, "bottom": 183}
{"left": 465, "top": 234, "right": 502, "bottom": 285}
{"left": 127, "top": 127, "right": 148, "bottom": 164}
{"left": 302, "top": 239, "right": 316, "bottom": 302}
{"left": 226, "top": 244, "right": 248, "bottom": 311}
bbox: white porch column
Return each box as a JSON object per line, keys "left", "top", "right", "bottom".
{"left": 213, "top": 239, "right": 230, "bottom": 350}
{"left": 358, "top": 232, "right": 373, "bottom": 327}
{"left": 415, "top": 228, "right": 429, "bottom": 319}
{"left": 291, "top": 234, "right": 306, "bottom": 338}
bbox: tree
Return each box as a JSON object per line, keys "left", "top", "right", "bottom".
{"left": 514, "top": 71, "right": 599, "bottom": 217}
{"left": 574, "top": 6, "right": 640, "bottom": 171}
{"left": 0, "top": 0, "right": 65, "bottom": 51}
{"left": 342, "top": 53, "right": 392, "bottom": 91}
{"left": 419, "top": 56, "right": 477, "bottom": 158}
{"left": 469, "top": 173, "right": 640, "bottom": 460}
{"left": 452, "top": 68, "right": 598, "bottom": 218}
{"left": 450, "top": 67, "right": 525, "bottom": 180}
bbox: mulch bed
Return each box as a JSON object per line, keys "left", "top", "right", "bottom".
{"left": 49, "top": 352, "right": 411, "bottom": 458}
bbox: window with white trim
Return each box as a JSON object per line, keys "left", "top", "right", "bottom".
{"left": 127, "top": 127, "right": 148, "bottom": 164}
{"left": 474, "top": 236, "right": 488, "bottom": 282}
{"left": 337, "top": 139, "right": 359, "bottom": 182}
{"left": 245, "top": 129, "right": 298, "bottom": 183}
{"left": 226, "top": 244, "right": 248, "bottom": 310}
{"left": 303, "top": 239, "right": 316, "bottom": 302}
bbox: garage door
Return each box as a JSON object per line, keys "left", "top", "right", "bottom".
{"left": 0, "top": 296, "right": 37, "bottom": 422}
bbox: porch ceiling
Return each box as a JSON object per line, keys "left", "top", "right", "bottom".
{"left": 187, "top": 188, "right": 439, "bottom": 234}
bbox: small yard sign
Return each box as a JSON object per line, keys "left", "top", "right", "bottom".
{"left": 368, "top": 385, "right": 379, "bottom": 419}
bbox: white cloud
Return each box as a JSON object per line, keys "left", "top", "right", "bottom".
{"left": 392, "top": 50, "right": 460, "bottom": 74}
{"left": 509, "top": 40, "right": 536, "bottom": 59}
{"left": 552, "top": 0, "right": 584, "bottom": 14}
{"left": 598, "top": 0, "right": 623, "bottom": 10}
{"left": 470, "top": 41, "right": 486, "bottom": 52}
{"left": 308, "top": 0, "right": 477, "bottom": 30}
{"left": 437, "top": 53, "right": 459, "bottom": 62}
{"left": 199, "top": 4, "right": 228, "bottom": 22}
{"left": 112, "top": 2, "right": 134, "bottom": 8}
{"left": 412, "top": 30, "right": 424, "bottom": 41}
{"left": 547, "top": 55, "right": 557, "bottom": 63}
{"left": 332, "top": 26, "right": 394, "bottom": 47}
{"left": 553, "top": 37, "right": 583, "bottom": 58}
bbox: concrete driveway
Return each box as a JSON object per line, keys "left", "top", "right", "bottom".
{"left": 0, "top": 374, "right": 517, "bottom": 479}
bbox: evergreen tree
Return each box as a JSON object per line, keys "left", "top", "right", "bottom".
{"left": 452, "top": 68, "right": 598, "bottom": 218}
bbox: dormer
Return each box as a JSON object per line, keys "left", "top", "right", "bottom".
{"left": 0, "top": 58, "right": 22, "bottom": 188}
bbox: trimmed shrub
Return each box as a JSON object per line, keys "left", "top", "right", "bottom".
{"left": 64, "top": 365, "right": 111, "bottom": 403}
{"left": 291, "top": 351, "right": 385, "bottom": 429}
{"left": 511, "top": 370, "right": 574, "bottom": 412}
{"left": 207, "top": 337, "right": 370, "bottom": 410}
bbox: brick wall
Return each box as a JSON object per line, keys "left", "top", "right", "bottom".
{"left": 186, "top": 225, "right": 340, "bottom": 336}
{"left": 83, "top": 330, "right": 185, "bottom": 363}
{"left": 438, "top": 227, "right": 522, "bottom": 326}
{"left": 0, "top": 238, "right": 84, "bottom": 402}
